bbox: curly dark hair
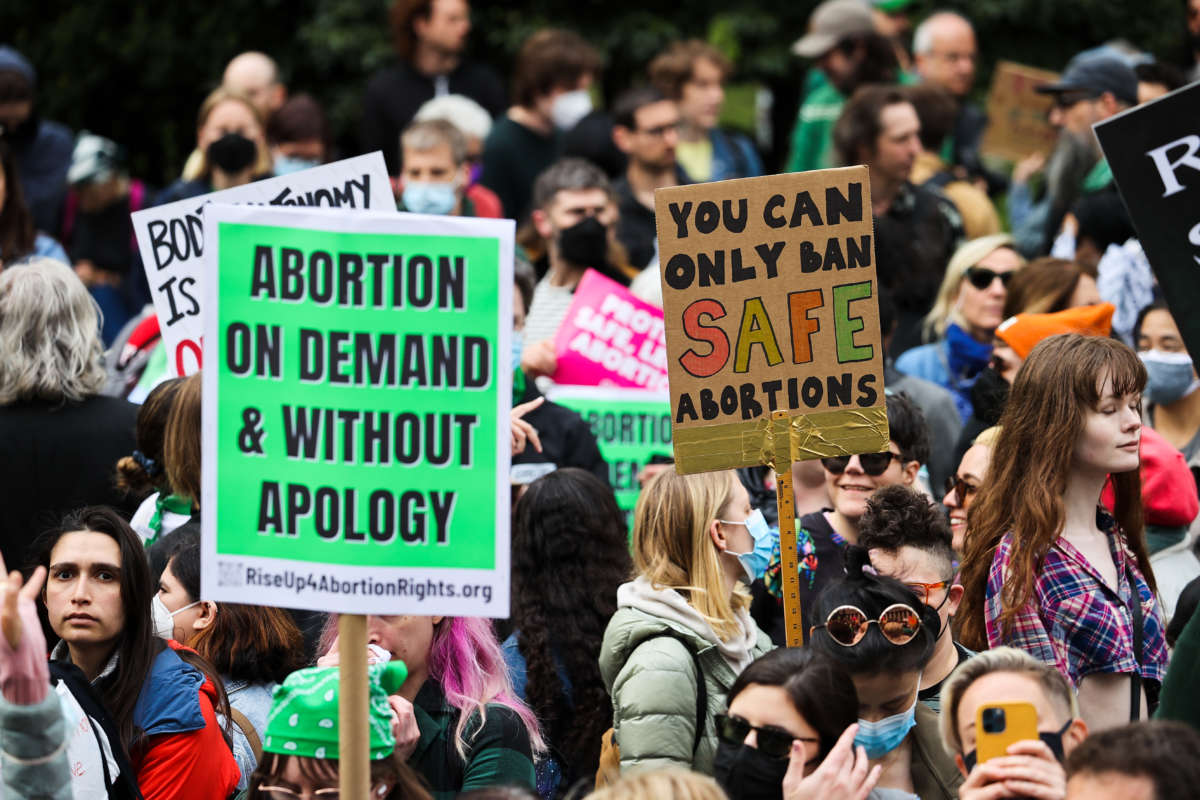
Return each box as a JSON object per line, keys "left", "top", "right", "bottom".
{"left": 511, "top": 468, "right": 631, "bottom": 787}
{"left": 857, "top": 484, "right": 954, "bottom": 577}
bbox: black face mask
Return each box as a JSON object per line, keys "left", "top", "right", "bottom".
{"left": 714, "top": 741, "right": 791, "bottom": 800}
{"left": 206, "top": 132, "right": 257, "bottom": 174}
{"left": 557, "top": 216, "right": 608, "bottom": 268}
{"left": 962, "top": 719, "right": 1072, "bottom": 773}
{"left": 969, "top": 365, "right": 1011, "bottom": 424}
{"left": 0, "top": 111, "right": 38, "bottom": 148}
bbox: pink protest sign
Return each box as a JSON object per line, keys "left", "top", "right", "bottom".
{"left": 552, "top": 269, "right": 669, "bottom": 391}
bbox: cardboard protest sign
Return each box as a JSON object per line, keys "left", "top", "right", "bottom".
{"left": 134, "top": 153, "right": 394, "bottom": 376}
{"left": 551, "top": 269, "right": 669, "bottom": 391}
{"left": 980, "top": 61, "right": 1060, "bottom": 162}
{"left": 546, "top": 386, "right": 673, "bottom": 526}
{"left": 655, "top": 167, "right": 889, "bottom": 475}
{"left": 200, "top": 204, "right": 513, "bottom": 617}
{"left": 1096, "top": 82, "right": 1200, "bottom": 364}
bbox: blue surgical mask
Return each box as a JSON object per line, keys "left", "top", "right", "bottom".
{"left": 719, "top": 509, "right": 776, "bottom": 583}
{"left": 511, "top": 330, "right": 525, "bottom": 374}
{"left": 1140, "top": 350, "right": 1199, "bottom": 406}
{"left": 855, "top": 690, "right": 919, "bottom": 759}
{"left": 273, "top": 155, "right": 320, "bottom": 175}
{"left": 402, "top": 181, "right": 458, "bottom": 215}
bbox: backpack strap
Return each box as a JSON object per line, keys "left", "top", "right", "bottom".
{"left": 62, "top": 189, "right": 79, "bottom": 247}
{"left": 229, "top": 707, "right": 263, "bottom": 762}
{"left": 717, "top": 129, "right": 751, "bottom": 180}
{"left": 1092, "top": 562, "right": 1146, "bottom": 721}
{"left": 1129, "top": 577, "right": 1144, "bottom": 721}
{"left": 639, "top": 630, "right": 708, "bottom": 756}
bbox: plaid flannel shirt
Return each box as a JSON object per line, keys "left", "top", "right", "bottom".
{"left": 984, "top": 510, "right": 1167, "bottom": 689}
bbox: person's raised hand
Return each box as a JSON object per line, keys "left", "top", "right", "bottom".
{"left": 0, "top": 551, "right": 49, "bottom": 705}
{"left": 520, "top": 340, "right": 557, "bottom": 378}
{"left": 783, "top": 724, "right": 881, "bottom": 800}
{"left": 1012, "top": 152, "right": 1047, "bottom": 186}
{"left": 511, "top": 396, "right": 544, "bottom": 456}
{"left": 958, "top": 739, "right": 1066, "bottom": 800}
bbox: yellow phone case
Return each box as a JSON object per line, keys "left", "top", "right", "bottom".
{"left": 976, "top": 701, "right": 1039, "bottom": 764}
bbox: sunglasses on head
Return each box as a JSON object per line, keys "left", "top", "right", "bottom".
{"left": 714, "top": 713, "right": 818, "bottom": 759}
{"left": 904, "top": 578, "right": 954, "bottom": 606}
{"left": 821, "top": 451, "right": 902, "bottom": 477}
{"left": 963, "top": 266, "right": 1014, "bottom": 290}
{"left": 811, "top": 603, "right": 923, "bottom": 647}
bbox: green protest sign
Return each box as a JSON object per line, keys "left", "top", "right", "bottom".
{"left": 546, "top": 386, "right": 673, "bottom": 527}
{"left": 200, "top": 204, "right": 513, "bottom": 617}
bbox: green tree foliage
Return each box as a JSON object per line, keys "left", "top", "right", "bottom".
{"left": 1, "top": 0, "right": 1186, "bottom": 184}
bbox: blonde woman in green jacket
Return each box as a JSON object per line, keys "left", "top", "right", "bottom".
{"left": 600, "top": 467, "right": 775, "bottom": 775}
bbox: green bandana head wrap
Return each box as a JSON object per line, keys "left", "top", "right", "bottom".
{"left": 263, "top": 661, "right": 408, "bottom": 760}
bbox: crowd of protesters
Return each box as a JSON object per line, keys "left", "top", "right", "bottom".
{"left": 1, "top": 0, "right": 1200, "bottom": 797}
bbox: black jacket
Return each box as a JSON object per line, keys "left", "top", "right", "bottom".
{"left": 0, "top": 395, "right": 139, "bottom": 567}
{"left": 361, "top": 60, "right": 506, "bottom": 176}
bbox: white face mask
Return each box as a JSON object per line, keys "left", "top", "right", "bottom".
{"left": 151, "top": 594, "right": 200, "bottom": 640}
{"left": 550, "top": 89, "right": 593, "bottom": 130}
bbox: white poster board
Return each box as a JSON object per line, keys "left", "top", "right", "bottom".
{"left": 133, "top": 152, "right": 394, "bottom": 375}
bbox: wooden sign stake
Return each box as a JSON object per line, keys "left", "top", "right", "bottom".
{"left": 773, "top": 410, "right": 804, "bottom": 647}
{"left": 339, "top": 614, "right": 370, "bottom": 798}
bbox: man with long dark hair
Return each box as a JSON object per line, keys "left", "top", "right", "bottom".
{"left": 361, "top": 0, "right": 505, "bottom": 176}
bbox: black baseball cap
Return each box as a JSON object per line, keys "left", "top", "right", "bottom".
{"left": 1036, "top": 54, "right": 1138, "bottom": 107}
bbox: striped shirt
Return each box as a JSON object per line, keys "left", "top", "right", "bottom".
{"left": 984, "top": 510, "right": 1167, "bottom": 689}
{"left": 409, "top": 680, "right": 536, "bottom": 800}
{"left": 523, "top": 278, "right": 575, "bottom": 347}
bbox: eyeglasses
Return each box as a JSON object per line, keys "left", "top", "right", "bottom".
{"left": 258, "top": 788, "right": 340, "bottom": 800}
{"left": 811, "top": 603, "right": 923, "bottom": 647}
{"left": 944, "top": 474, "right": 980, "bottom": 504}
{"left": 258, "top": 784, "right": 391, "bottom": 800}
{"left": 903, "top": 579, "right": 954, "bottom": 605}
{"left": 821, "top": 451, "right": 902, "bottom": 477}
{"left": 714, "top": 713, "right": 819, "bottom": 759}
{"left": 638, "top": 121, "right": 680, "bottom": 138}
{"left": 963, "top": 266, "right": 1014, "bottom": 290}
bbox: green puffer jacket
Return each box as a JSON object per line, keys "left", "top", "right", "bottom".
{"left": 599, "top": 578, "right": 773, "bottom": 775}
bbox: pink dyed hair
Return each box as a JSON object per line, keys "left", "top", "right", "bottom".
{"left": 320, "top": 615, "right": 544, "bottom": 759}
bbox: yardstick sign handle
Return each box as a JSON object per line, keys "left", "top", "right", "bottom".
{"left": 772, "top": 411, "right": 804, "bottom": 647}
{"left": 654, "top": 168, "right": 891, "bottom": 648}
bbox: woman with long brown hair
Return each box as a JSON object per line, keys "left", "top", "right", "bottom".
{"left": 958, "top": 334, "right": 1167, "bottom": 731}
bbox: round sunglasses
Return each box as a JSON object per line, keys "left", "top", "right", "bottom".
{"left": 811, "top": 603, "right": 923, "bottom": 647}
{"left": 714, "top": 713, "right": 818, "bottom": 759}
{"left": 821, "top": 451, "right": 902, "bottom": 477}
{"left": 963, "top": 265, "right": 1014, "bottom": 290}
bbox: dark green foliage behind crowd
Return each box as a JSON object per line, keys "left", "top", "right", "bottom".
{"left": 6, "top": 0, "right": 1186, "bottom": 184}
